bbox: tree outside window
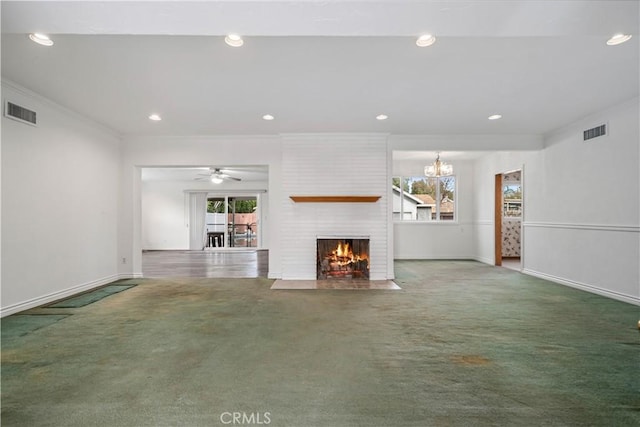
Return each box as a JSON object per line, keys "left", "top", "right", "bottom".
{"left": 393, "top": 176, "right": 456, "bottom": 221}
{"left": 207, "top": 199, "right": 256, "bottom": 213}
{"left": 503, "top": 184, "right": 522, "bottom": 217}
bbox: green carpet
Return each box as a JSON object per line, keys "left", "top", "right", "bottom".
{"left": 1, "top": 314, "right": 70, "bottom": 340}
{"left": 47, "top": 284, "right": 137, "bottom": 308}
{"left": 112, "top": 278, "right": 143, "bottom": 285}
{"left": 1, "top": 261, "right": 639, "bottom": 426}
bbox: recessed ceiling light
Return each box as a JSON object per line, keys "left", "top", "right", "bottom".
{"left": 606, "top": 34, "right": 632, "bottom": 46}
{"left": 29, "top": 33, "right": 54, "bottom": 46}
{"left": 262, "top": 114, "right": 275, "bottom": 121}
{"left": 488, "top": 114, "right": 502, "bottom": 120}
{"left": 416, "top": 34, "right": 436, "bottom": 47}
{"left": 225, "top": 34, "right": 244, "bottom": 47}
{"left": 376, "top": 114, "right": 389, "bottom": 121}
{"left": 149, "top": 114, "right": 162, "bottom": 121}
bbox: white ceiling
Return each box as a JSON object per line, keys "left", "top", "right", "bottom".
{"left": 393, "top": 151, "right": 484, "bottom": 161}
{"left": 1, "top": 1, "right": 638, "bottom": 137}
{"left": 141, "top": 166, "right": 269, "bottom": 182}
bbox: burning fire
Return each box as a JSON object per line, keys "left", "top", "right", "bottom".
{"left": 330, "top": 242, "right": 369, "bottom": 266}
{"left": 317, "top": 238, "right": 370, "bottom": 279}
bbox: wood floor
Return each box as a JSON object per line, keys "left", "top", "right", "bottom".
{"left": 142, "top": 249, "right": 268, "bottom": 278}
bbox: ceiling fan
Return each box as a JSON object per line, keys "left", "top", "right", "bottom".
{"left": 195, "top": 168, "right": 242, "bottom": 184}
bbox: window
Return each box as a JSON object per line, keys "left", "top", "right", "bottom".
{"left": 502, "top": 183, "right": 522, "bottom": 218}
{"left": 392, "top": 176, "right": 456, "bottom": 221}
{"left": 206, "top": 196, "right": 259, "bottom": 247}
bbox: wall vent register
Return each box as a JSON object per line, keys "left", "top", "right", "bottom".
{"left": 583, "top": 124, "right": 607, "bottom": 141}
{"left": 4, "top": 101, "right": 37, "bottom": 126}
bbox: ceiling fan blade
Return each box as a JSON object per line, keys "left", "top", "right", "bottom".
{"left": 203, "top": 167, "right": 242, "bottom": 181}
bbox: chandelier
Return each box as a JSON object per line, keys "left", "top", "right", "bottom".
{"left": 424, "top": 153, "right": 453, "bottom": 177}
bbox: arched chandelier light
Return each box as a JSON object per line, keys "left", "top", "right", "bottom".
{"left": 424, "top": 152, "right": 453, "bottom": 177}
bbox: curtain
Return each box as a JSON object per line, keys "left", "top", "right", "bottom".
{"left": 189, "top": 192, "right": 208, "bottom": 250}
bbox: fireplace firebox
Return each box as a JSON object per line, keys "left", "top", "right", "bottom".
{"left": 317, "top": 237, "right": 370, "bottom": 280}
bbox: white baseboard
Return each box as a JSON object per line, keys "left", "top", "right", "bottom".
{"left": 1, "top": 273, "right": 140, "bottom": 317}
{"left": 522, "top": 268, "right": 640, "bottom": 306}
{"left": 473, "top": 256, "right": 494, "bottom": 265}
{"left": 394, "top": 255, "right": 477, "bottom": 260}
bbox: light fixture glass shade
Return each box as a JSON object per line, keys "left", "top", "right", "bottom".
{"left": 606, "top": 34, "right": 632, "bottom": 46}
{"left": 416, "top": 34, "right": 436, "bottom": 47}
{"left": 29, "top": 33, "right": 54, "bottom": 46}
{"left": 211, "top": 176, "right": 223, "bottom": 184}
{"left": 225, "top": 34, "right": 244, "bottom": 47}
{"left": 424, "top": 153, "right": 453, "bottom": 177}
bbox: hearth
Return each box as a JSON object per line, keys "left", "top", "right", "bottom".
{"left": 317, "top": 237, "right": 370, "bottom": 280}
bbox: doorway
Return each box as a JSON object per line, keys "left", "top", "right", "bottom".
{"left": 495, "top": 170, "right": 523, "bottom": 270}
{"left": 206, "top": 195, "right": 260, "bottom": 249}
{"left": 140, "top": 166, "right": 268, "bottom": 278}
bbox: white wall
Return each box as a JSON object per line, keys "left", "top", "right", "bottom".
{"left": 1, "top": 81, "right": 122, "bottom": 316}
{"left": 392, "top": 158, "right": 475, "bottom": 259}
{"left": 141, "top": 180, "right": 190, "bottom": 249}
{"left": 280, "top": 135, "right": 390, "bottom": 280}
{"left": 473, "top": 98, "right": 640, "bottom": 304}
{"left": 473, "top": 151, "right": 534, "bottom": 264}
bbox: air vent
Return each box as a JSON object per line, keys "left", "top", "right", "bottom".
{"left": 4, "top": 101, "right": 37, "bottom": 126}
{"left": 583, "top": 124, "right": 607, "bottom": 141}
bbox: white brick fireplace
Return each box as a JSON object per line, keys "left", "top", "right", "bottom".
{"left": 280, "top": 135, "right": 389, "bottom": 280}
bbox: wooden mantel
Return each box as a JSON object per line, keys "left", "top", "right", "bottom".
{"left": 289, "top": 196, "right": 381, "bottom": 203}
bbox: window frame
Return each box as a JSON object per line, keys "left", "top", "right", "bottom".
{"left": 502, "top": 182, "right": 522, "bottom": 219}
{"left": 392, "top": 175, "right": 457, "bottom": 223}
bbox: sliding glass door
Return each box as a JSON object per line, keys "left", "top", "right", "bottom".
{"left": 206, "top": 195, "right": 259, "bottom": 248}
